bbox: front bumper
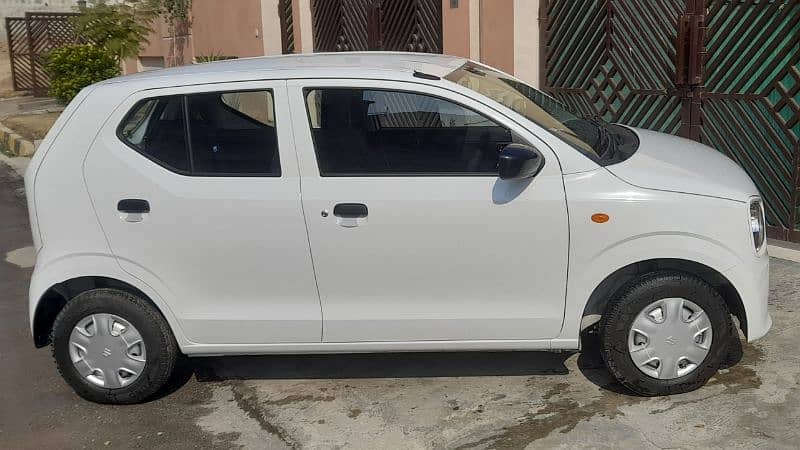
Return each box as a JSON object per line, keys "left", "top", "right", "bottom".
{"left": 724, "top": 254, "right": 771, "bottom": 342}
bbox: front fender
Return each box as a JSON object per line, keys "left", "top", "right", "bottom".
{"left": 554, "top": 232, "right": 740, "bottom": 347}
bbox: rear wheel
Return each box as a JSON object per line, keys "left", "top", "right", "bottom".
{"left": 600, "top": 272, "right": 732, "bottom": 396}
{"left": 51, "top": 288, "right": 178, "bottom": 404}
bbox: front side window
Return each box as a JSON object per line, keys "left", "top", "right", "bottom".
{"left": 118, "top": 90, "right": 280, "bottom": 176}
{"left": 305, "top": 88, "right": 513, "bottom": 176}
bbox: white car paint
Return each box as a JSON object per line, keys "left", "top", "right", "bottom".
{"left": 286, "top": 78, "right": 569, "bottom": 343}
{"left": 25, "top": 52, "right": 770, "bottom": 356}
{"left": 607, "top": 128, "right": 760, "bottom": 201}
{"left": 83, "top": 81, "right": 322, "bottom": 345}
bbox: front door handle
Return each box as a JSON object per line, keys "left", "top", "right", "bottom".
{"left": 117, "top": 199, "right": 150, "bottom": 223}
{"left": 333, "top": 203, "right": 368, "bottom": 218}
{"left": 332, "top": 203, "right": 368, "bottom": 228}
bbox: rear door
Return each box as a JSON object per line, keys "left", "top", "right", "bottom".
{"left": 84, "top": 81, "right": 322, "bottom": 345}
{"left": 287, "top": 79, "right": 570, "bottom": 343}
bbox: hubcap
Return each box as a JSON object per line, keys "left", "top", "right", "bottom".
{"left": 68, "top": 313, "right": 146, "bottom": 389}
{"left": 627, "top": 298, "right": 712, "bottom": 380}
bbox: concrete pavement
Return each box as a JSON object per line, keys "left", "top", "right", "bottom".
{"left": 1, "top": 159, "right": 798, "bottom": 449}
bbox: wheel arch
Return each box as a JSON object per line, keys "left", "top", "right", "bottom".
{"left": 580, "top": 258, "right": 747, "bottom": 339}
{"left": 33, "top": 276, "right": 171, "bottom": 348}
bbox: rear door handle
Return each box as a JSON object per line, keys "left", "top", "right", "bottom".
{"left": 333, "top": 203, "right": 368, "bottom": 218}
{"left": 117, "top": 199, "right": 150, "bottom": 213}
{"left": 117, "top": 199, "right": 150, "bottom": 223}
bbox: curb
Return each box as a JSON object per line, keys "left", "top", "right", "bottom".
{"left": 0, "top": 151, "right": 30, "bottom": 178}
{"left": 767, "top": 244, "right": 800, "bottom": 264}
{"left": 0, "top": 123, "right": 36, "bottom": 157}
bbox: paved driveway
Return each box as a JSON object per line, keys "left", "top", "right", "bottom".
{"left": 1, "top": 160, "right": 798, "bottom": 449}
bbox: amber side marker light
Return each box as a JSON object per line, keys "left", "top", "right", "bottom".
{"left": 591, "top": 213, "right": 610, "bottom": 223}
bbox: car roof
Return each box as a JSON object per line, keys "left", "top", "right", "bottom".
{"left": 102, "top": 52, "right": 469, "bottom": 88}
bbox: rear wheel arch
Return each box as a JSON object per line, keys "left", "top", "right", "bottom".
{"left": 580, "top": 258, "right": 747, "bottom": 339}
{"left": 33, "top": 276, "right": 170, "bottom": 348}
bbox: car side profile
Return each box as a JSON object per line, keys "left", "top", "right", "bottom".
{"left": 24, "top": 53, "right": 770, "bottom": 404}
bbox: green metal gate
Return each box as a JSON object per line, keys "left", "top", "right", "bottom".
{"left": 541, "top": 0, "right": 800, "bottom": 242}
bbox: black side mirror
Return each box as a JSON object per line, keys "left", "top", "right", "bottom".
{"left": 498, "top": 144, "right": 545, "bottom": 180}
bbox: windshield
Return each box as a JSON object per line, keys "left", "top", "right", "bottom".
{"left": 445, "top": 63, "right": 616, "bottom": 161}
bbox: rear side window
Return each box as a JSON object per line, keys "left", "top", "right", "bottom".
{"left": 118, "top": 90, "right": 280, "bottom": 176}
{"left": 305, "top": 88, "right": 512, "bottom": 176}
{"left": 119, "top": 96, "right": 189, "bottom": 172}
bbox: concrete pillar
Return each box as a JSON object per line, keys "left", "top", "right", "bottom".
{"left": 296, "top": 0, "right": 314, "bottom": 52}
{"left": 261, "top": 0, "right": 283, "bottom": 55}
{"left": 513, "top": 0, "right": 540, "bottom": 87}
{"left": 469, "top": 0, "right": 481, "bottom": 60}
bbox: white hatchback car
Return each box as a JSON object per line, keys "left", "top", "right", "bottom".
{"left": 25, "top": 53, "right": 770, "bottom": 404}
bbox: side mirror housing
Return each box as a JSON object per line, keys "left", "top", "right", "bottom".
{"left": 498, "top": 144, "right": 545, "bottom": 180}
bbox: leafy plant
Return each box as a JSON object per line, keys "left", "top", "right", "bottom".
{"left": 195, "top": 52, "right": 237, "bottom": 63}
{"left": 46, "top": 44, "right": 120, "bottom": 103}
{"left": 160, "top": 0, "right": 191, "bottom": 25}
{"left": 159, "top": 0, "right": 192, "bottom": 66}
{"left": 72, "top": 0, "right": 160, "bottom": 62}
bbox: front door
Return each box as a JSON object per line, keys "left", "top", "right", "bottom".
{"left": 84, "top": 81, "right": 322, "bottom": 345}
{"left": 288, "top": 79, "right": 569, "bottom": 342}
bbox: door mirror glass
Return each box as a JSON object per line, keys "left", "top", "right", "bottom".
{"left": 498, "top": 144, "right": 545, "bottom": 180}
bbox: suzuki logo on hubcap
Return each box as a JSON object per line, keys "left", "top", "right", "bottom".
{"left": 665, "top": 336, "right": 677, "bottom": 345}
{"left": 102, "top": 348, "right": 112, "bottom": 357}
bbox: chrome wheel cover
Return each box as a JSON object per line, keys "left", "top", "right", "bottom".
{"left": 627, "top": 298, "right": 712, "bottom": 380}
{"left": 68, "top": 313, "right": 147, "bottom": 389}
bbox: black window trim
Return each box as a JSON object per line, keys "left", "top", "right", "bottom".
{"left": 116, "top": 89, "right": 282, "bottom": 178}
{"left": 302, "top": 86, "right": 515, "bottom": 178}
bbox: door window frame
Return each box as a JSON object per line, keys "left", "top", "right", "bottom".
{"left": 302, "top": 86, "right": 518, "bottom": 177}
{"left": 112, "top": 82, "right": 287, "bottom": 178}
{"left": 290, "top": 79, "right": 550, "bottom": 179}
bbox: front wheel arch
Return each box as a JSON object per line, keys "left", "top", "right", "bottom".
{"left": 580, "top": 258, "right": 747, "bottom": 340}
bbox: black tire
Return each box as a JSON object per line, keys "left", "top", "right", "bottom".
{"left": 599, "top": 271, "right": 732, "bottom": 396}
{"left": 51, "top": 288, "right": 178, "bottom": 404}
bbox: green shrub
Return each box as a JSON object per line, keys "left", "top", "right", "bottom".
{"left": 46, "top": 44, "right": 120, "bottom": 104}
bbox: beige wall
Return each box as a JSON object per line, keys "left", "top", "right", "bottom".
{"left": 479, "top": 0, "right": 515, "bottom": 74}
{"left": 126, "top": 0, "right": 543, "bottom": 87}
{"left": 193, "top": 0, "right": 264, "bottom": 58}
{"left": 137, "top": 17, "right": 192, "bottom": 68}
{"left": 442, "top": 0, "right": 470, "bottom": 58}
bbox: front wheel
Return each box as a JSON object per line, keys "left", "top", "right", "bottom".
{"left": 600, "top": 272, "right": 733, "bottom": 396}
{"left": 51, "top": 288, "right": 178, "bottom": 404}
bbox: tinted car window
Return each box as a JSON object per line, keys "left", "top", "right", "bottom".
{"left": 119, "top": 90, "right": 280, "bottom": 176}
{"left": 119, "top": 96, "right": 189, "bottom": 172}
{"left": 305, "top": 88, "right": 512, "bottom": 176}
{"left": 187, "top": 90, "right": 280, "bottom": 175}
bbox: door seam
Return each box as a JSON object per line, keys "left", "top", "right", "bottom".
{"left": 284, "top": 80, "right": 326, "bottom": 342}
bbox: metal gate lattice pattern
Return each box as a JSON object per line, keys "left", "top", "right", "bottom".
{"left": 702, "top": 0, "right": 800, "bottom": 238}
{"left": 5, "top": 12, "right": 81, "bottom": 95}
{"left": 312, "top": 0, "right": 441, "bottom": 53}
{"left": 542, "top": 0, "right": 800, "bottom": 241}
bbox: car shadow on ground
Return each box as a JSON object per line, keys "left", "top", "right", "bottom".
{"left": 155, "top": 329, "right": 745, "bottom": 401}
{"left": 154, "top": 330, "right": 676, "bottom": 400}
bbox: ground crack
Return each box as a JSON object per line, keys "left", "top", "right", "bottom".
{"left": 228, "top": 381, "right": 296, "bottom": 449}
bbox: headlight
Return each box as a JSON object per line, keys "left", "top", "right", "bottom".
{"left": 749, "top": 198, "right": 765, "bottom": 252}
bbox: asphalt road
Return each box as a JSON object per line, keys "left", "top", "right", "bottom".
{"left": 1, "top": 160, "right": 799, "bottom": 449}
